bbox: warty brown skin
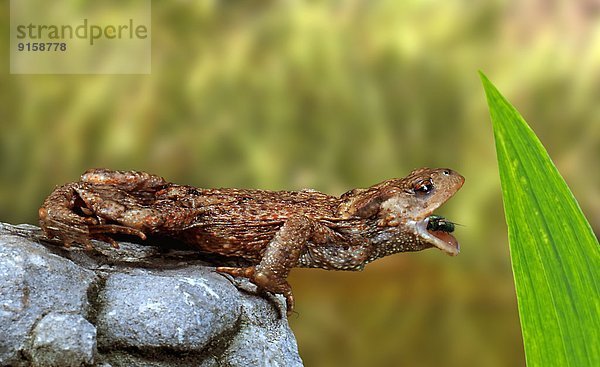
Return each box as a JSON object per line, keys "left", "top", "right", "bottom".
{"left": 39, "top": 168, "right": 464, "bottom": 315}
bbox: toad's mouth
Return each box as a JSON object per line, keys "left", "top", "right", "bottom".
{"left": 416, "top": 216, "right": 460, "bottom": 256}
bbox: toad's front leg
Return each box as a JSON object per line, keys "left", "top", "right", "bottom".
{"left": 217, "top": 215, "right": 313, "bottom": 316}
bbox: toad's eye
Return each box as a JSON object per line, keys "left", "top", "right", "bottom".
{"left": 414, "top": 179, "right": 433, "bottom": 195}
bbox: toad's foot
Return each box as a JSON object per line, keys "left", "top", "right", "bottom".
{"left": 216, "top": 265, "right": 295, "bottom": 316}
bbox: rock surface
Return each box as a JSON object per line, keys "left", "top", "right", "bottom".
{"left": 0, "top": 223, "right": 303, "bottom": 367}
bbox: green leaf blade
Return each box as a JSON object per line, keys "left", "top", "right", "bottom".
{"left": 480, "top": 72, "right": 600, "bottom": 367}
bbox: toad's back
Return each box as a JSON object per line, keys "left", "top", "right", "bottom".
{"left": 154, "top": 185, "right": 345, "bottom": 260}
{"left": 157, "top": 185, "right": 343, "bottom": 222}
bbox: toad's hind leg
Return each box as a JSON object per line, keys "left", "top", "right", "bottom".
{"left": 81, "top": 169, "right": 167, "bottom": 192}
{"left": 39, "top": 183, "right": 99, "bottom": 249}
{"left": 40, "top": 182, "right": 156, "bottom": 250}
{"left": 72, "top": 185, "right": 163, "bottom": 246}
{"left": 217, "top": 215, "right": 312, "bottom": 316}
{"left": 88, "top": 225, "right": 147, "bottom": 249}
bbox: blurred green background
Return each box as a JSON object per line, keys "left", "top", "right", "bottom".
{"left": 1, "top": 1, "right": 599, "bottom": 366}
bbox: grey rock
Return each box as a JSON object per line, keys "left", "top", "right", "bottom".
{"left": 222, "top": 293, "right": 304, "bottom": 367}
{"left": 30, "top": 312, "right": 96, "bottom": 367}
{"left": 0, "top": 224, "right": 97, "bottom": 366}
{"left": 97, "top": 268, "right": 241, "bottom": 350}
{"left": 0, "top": 223, "right": 303, "bottom": 366}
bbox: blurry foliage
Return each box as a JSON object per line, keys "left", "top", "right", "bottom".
{"left": 1, "top": 1, "right": 599, "bottom": 366}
